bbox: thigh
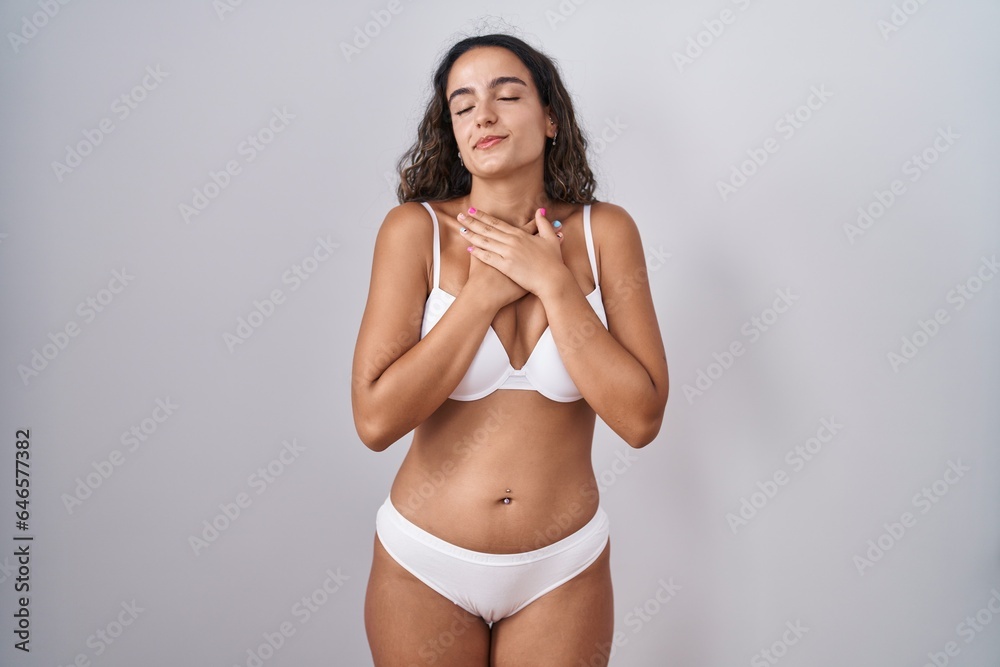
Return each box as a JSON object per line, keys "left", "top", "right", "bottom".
{"left": 365, "top": 533, "right": 491, "bottom": 667}
{"left": 489, "top": 540, "right": 614, "bottom": 667}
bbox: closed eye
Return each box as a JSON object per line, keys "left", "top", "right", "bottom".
{"left": 455, "top": 97, "right": 520, "bottom": 116}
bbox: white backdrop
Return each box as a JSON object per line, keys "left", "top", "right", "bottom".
{"left": 1, "top": 1, "right": 998, "bottom": 665}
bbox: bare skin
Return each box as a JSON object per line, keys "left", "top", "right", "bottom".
{"left": 353, "top": 46, "right": 669, "bottom": 666}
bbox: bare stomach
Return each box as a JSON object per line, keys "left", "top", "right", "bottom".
{"left": 389, "top": 390, "right": 601, "bottom": 554}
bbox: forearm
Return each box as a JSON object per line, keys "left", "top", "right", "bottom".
{"left": 540, "top": 269, "right": 663, "bottom": 447}
{"left": 357, "top": 292, "right": 497, "bottom": 451}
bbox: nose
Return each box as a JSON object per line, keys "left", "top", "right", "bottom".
{"left": 474, "top": 99, "right": 497, "bottom": 127}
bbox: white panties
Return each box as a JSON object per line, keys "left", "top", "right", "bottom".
{"left": 374, "top": 495, "right": 610, "bottom": 624}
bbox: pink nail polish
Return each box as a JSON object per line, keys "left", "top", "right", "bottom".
{"left": 467, "top": 246, "right": 474, "bottom": 252}
{"left": 539, "top": 208, "right": 546, "bottom": 216}
{"left": 468, "top": 207, "right": 477, "bottom": 215}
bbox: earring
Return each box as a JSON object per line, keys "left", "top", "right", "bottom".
{"left": 458, "top": 152, "right": 464, "bottom": 167}
{"left": 551, "top": 131, "right": 557, "bottom": 146}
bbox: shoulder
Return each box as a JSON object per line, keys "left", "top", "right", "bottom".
{"left": 586, "top": 202, "right": 646, "bottom": 287}
{"left": 371, "top": 202, "right": 438, "bottom": 290}
{"left": 590, "top": 202, "right": 641, "bottom": 252}
{"left": 376, "top": 201, "right": 435, "bottom": 243}
{"left": 588, "top": 201, "right": 637, "bottom": 230}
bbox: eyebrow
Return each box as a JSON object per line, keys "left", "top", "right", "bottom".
{"left": 447, "top": 76, "right": 528, "bottom": 106}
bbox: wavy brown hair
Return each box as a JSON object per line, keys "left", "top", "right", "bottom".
{"left": 396, "top": 33, "right": 597, "bottom": 205}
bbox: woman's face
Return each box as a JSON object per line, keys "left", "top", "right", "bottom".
{"left": 445, "top": 46, "right": 555, "bottom": 178}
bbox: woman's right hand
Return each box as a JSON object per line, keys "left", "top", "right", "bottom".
{"left": 465, "top": 215, "right": 563, "bottom": 312}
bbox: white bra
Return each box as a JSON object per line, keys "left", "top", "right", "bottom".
{"left": 419, "top": 201, "right": 608, "bottom": 402}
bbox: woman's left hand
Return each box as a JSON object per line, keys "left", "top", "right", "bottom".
{"left": 457, "top": 207, "right": 566, "bottom": 297}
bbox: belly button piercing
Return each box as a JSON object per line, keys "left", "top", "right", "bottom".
{"left": 503, "top": 489, "right": 512, "bottom": 504}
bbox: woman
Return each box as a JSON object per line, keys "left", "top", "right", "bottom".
{"left": 351, "top": 33, "right": 669, "bottom": 666}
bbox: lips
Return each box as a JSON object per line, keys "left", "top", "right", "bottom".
{"left": 475, "top": 135, "right": 506, "bottom": 149}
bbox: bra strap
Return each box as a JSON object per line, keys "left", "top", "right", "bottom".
{"left": 420, "top": 202, "right": 441, "bottom": 289}
{"left": 583, "top": 204, "right": 599, "bottom": 289}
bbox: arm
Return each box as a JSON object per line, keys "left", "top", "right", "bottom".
{"left": 539, "top": 203, "right": 669, "bottom": 448}
{"left": 350, "top": 203, "right": 498, "bottom": 452}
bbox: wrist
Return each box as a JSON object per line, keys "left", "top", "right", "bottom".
{"left": 536, "top": 264, "right": 578, "bottom": 304}
{"left": 456, "top": 281, "right": 501, "bottom": 317}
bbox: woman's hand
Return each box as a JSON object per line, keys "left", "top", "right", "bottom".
{"left": 457, "top": 207, "right": 565, "bottom": 309}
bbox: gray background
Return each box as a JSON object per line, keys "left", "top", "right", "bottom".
{"left": 1, "top": 0, "right": 999, "bottom": 665}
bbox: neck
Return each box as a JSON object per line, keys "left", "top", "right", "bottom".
{"left": 466, "top": 161, "right": 550, "bottom": 228}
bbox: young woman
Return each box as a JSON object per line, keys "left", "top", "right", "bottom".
{"left": 352, "top": 33, "right": 669, "bottom": 666}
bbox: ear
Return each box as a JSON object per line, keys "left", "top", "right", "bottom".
{"left": 544, "top": 107, "right": 557, "bottom": 138}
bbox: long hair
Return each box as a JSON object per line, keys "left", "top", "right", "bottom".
{"left": 396, "top": 33, "right": 597, "bottom": 204}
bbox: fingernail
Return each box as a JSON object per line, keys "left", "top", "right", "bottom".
{"left": 460, "top": 227, "right": 467, "bottom": 233}
{"left": 457, "top": 212, "right": 465, "bottom": 221}
{"left": 468, "top": 207, "right": 477, "bottom": 215}
{"left": 466, "top": 246, "right": 474, "bottom": 252}
{"left": 539, "top": 208, "right": 546, "bottom": 216}
{"left": 553, "top": 220, "right": 562, "bottom": 228}
{"left": 556, "top": 232, "right": 563, "bottom": 238}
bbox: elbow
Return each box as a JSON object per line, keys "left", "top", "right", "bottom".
{"left": 352, "top": 377, "right": 396, "bottom": 452}
{"left": 359, "top": 427, "right": 388, "bottom": 453}
{"left": 619, "top": 413, "right": 660, "bottom": 449}
{"left": 625, "top": 392, "right": 667, "bottom": 449}
{"left": 353, "top": 396, "right": 392, "bottom": 452}
{"left": 625, "top": 421, "right": 659, "bottom": 449}
{"left": 356, "top": 410, "right": 396, "bottom": 452}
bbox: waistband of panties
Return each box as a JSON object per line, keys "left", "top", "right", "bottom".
{"left": 376, "top": 494, "right": 609, "bottom": 566}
